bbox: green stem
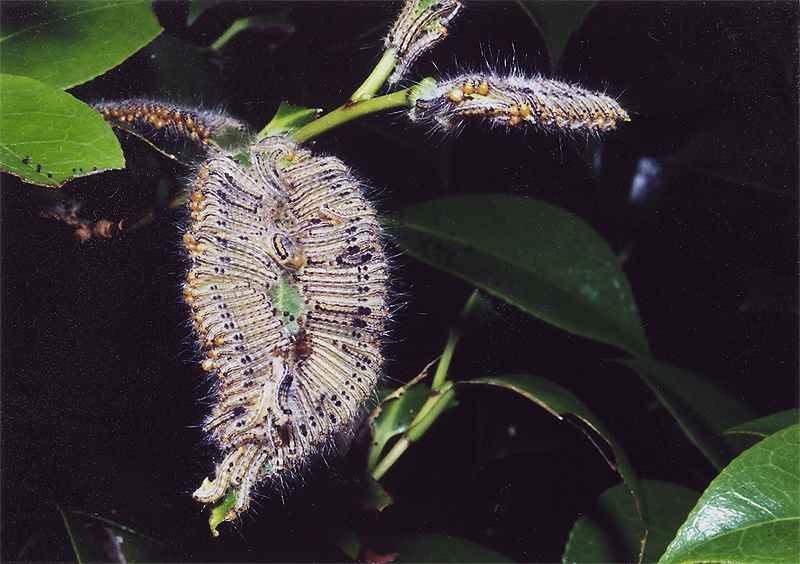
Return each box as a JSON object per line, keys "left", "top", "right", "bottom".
{"left": 350, "top": 48, "right": 398, "bottom": 101}
{"left": 431, "top": 328, "right": 461, "bottom": 390}
{"left": 369, "top": 322, "right": 463, "bottom": 481}
{"left": 371, "top": 384, "right": 456, "bottom": 481}
{"left": 289, "top": 87, "right": 415, "bottom": 144}
{"left": 369, "top": 290, "right": 485, "bottom": 480}
{"left": 371, "top": 435, "right": 410, "bottom": 481}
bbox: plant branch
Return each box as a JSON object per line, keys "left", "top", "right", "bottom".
{"left": 289, "top": 87, "right": 416, "bottom": 144}
{"left": 350, "top": 48, "right": 398, "bottom": 101}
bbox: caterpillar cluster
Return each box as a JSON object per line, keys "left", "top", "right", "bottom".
{"left": 184, "top": 136, "right": 389, "bottom": 523}
{"left": 78, "top": 0, "right": 629, "bottom": 532}
{"left": 93, "top": 99, "right": 246, "bottom": 150}
{"left": 409, "top": 72, "right": 629, "bottom": 133}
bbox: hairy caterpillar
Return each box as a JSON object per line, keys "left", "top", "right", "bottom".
{"left": 184, "top": 136, "right": 389, "bottom": 523}
{"left": 93, "top": 99, "right": 247, "bottom": 149}
{"left": 386, "top": 0, "right": 462, "bottom": 84}
{"left": 409, "top": 72, "right": 629, "bottom": 133}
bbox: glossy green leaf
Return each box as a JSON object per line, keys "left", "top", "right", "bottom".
{"left": 724, "top": 409, "right": 800, "bottom": 439}
{"left": 563, "top": 480, "right": 701, "bottom": 564}
{"left": 406, "top": 382, "right": 457, "bottom": 443}
{"left": 616, "top": 358, "right": 754, "bottom": 470}
{"left": 660, "top": 424, "right": 800, "bottom": 564}
{"left": 517, "top": 1, "right": 597, "bottom": 75}
{"left": 463, "top": 374, "right": 648, "bottom": 530}
{"left": 0, "top": 74, "right": 125, "bottom": 186}
{"left": 0, "top": 1, "right": 162, "bottom": 89}
{"left": 365, "top": 534, "right": 514, "bottom": 563}
{"left": 387, "top": 194, "right": 650, "bottom": 357}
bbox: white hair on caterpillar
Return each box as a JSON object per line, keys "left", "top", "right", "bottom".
{"left": 409, "top": 70, "right": 629, "bottom": 134}
{"left": 184, "top": 136, "right": 389, "bottom": 523}
{"left": 93, "top": 99, "right": 248, "bottom": 151}
{"left": 385, "top": 0, "right": 462, "bottom": 85}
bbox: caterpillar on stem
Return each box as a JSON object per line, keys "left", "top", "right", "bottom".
{"left": 386, "top": 0, "right": 462, "bottom": 85}
{"left": 409, "top": 71, "right": 629, "bottom": 134}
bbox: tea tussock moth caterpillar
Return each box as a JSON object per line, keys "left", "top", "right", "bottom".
{"left": 185, "top": 136, "right": 388, "bottom": 522}
{"left": 409, "top": 72, "right": 629, "bottom": 133}
{"left": 93, "top": 99, "right": 246, "bottom": 149}
{"left": 386, "top": 0, "right": 462, "bottom": 84}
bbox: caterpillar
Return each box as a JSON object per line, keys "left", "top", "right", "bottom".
{"left": 93, "top": 99, "right": 247, "bottom": 150}
{"left": 184, "top": 136, "right": 389, "bottom": 523}
{"left": 409, "top": 72, "right": 629, "bottom": 133}
{"left": 386, "top": 0, "right": 462, "bottom": 84}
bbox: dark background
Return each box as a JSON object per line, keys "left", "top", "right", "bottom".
{"left": 2, "top": 2, "right": 798, "bottom": 562}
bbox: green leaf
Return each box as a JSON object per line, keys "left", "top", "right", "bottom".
{"left": 334, "top": 527, "right": 362, "bottom": 561}
{"left": 57, "top": 504, "right": 107, "bottom": 564}
{"left": 369, "top": 381, "right": 432, "bottom": 470}
{"left": 386, "top": 194, "right": 650, "bottom": 357}
{"left": 563, "top": 480, "right": 701, "bottom": 564}
{"left": 58, "top": 506, "right": 169, "bottom": 563}
{"left": 357, "top": 473, "right": 394, "bottom": 512}
{"left": 187, "top": 1, "right": 217, "bottom": 27}
{"left": 517, "top": 1, "right": 597, "bottom": 75}
{"left": 0, "top": 1, "right": 162, "bottom": 90}
{"left": 463, "top": 374, "right": 648, "bottom": 533}
{"left": 208, "top": 486, "right": 238, "bottom": 538}
{"left": 365, "top": 534, "right": 515, "bottom": 563}
{"left": 210, "top": 11, "right": 294, "bottom": 52}
{"left": 616, "top": 358, "right": 755, "bottom": 470}
{"left": 261, "top": 102, "right": 320, "bottom": 137}
{"left": 270, "top": 274, "right": 305, "bottom": 335}
{"left": 724, "top": 409, "right": 800, "bottom": 439}
{"left": 0, "top": 74, "right": 125, "bottom": 186}
{"left": 659, "top": 424, "right": 800, "bottom": 564}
